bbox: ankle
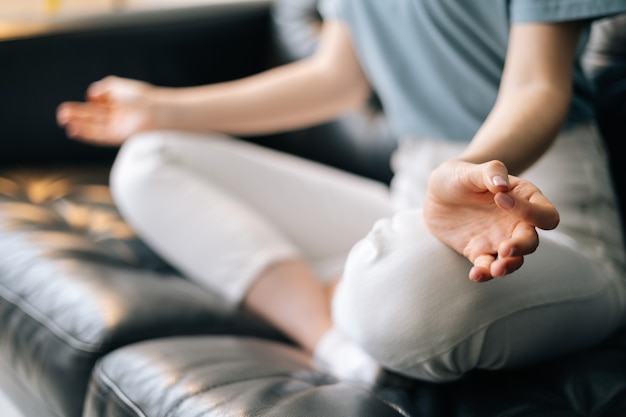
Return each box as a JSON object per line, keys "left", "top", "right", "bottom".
{"left": 313, "top": 327, "right": 383, "bottom": 384}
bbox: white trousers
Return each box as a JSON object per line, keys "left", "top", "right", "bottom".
{"left": 110, "top": 122, "right": 626, "bottom": 382}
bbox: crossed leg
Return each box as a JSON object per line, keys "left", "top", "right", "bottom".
{"left": 109, "top": 130, "right": 393, "bottom": 355}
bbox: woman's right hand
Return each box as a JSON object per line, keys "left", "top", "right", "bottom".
{"left": 57, "top": 75, "right": 159, "bottom": 146}
{"left": 423, "top": 159, "right": 560, "bottom": 282}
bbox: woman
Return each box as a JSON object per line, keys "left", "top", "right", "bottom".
{"left": 57, "top": 0, "right": 626, "bottom": 384}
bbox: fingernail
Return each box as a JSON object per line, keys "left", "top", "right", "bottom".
{"left": 471, "top": 273, "right": 484, "bottom": 282}
{"left": 498, "top": 193, "right": 515, "bottom": 209}
{"left": 492, "top": 175, "right": 508, "bottom": 187}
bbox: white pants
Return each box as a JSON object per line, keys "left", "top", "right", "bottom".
{"left": 110, "top": 122, "right": 626, "bottom": 382}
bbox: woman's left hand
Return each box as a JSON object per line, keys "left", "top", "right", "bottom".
{"left": 423, "top": 159, "right": 560, "bottom": 282}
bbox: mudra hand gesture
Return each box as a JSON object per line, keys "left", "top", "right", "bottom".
{"left": 56, "top": 76, "right": 156, "bottom": 146}
{"left": 424, "top": 159, "right": 560, "bottom": 282}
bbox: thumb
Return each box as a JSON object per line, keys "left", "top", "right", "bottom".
{"left": 86, "top": 80, "right": 110, "bottom": 104}
{"left": 479, "top": 160, "right": 511, "bottom": 194}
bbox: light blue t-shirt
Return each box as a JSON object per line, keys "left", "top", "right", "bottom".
{"left": 319, "top": 0, "right": 626, "bottom": 142}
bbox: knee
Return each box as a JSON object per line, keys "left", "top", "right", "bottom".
{"left": 109, "top": 131, "right": 172, "bottom": 211}
{"left": 332, "top": 210, "right": 486, "bottom": 381}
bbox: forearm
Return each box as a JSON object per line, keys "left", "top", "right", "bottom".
{"left": 150, "top": 58, "right": 369, "bottom": 135}
{"left": 458, "top": 83, "right": 571, "bottom": 175}
{"left": 55, "top": 20, "right": 370, "bottom": 146}
{"left": 457, "top": 21, "right": 584, "bottom": 176}
{"left": 143, "top": 20, "right": 370, "bottom": 136}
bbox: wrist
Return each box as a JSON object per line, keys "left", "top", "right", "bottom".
{"left": 146, "top": 87, "right": 177, "bottom": 131}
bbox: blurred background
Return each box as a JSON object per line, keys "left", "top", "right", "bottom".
{"left": 0, "top": 0, "right": 255, "bottom": 39}
{"left": 0, "top": 0, "right": 249, "bottom": 20}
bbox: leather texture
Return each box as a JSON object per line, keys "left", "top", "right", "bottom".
{"left": 87, "top": 335, "right": 626, "bottom": 417}
{"left": 0, "top": 2, "right": 625, "bottom": 417}
{"left": 0, "top": 167, "right": 287, "bottom": 417}
{"left": 583, "top": 14, "right": 626, "bottom": 235}
{"left": 0, "top": 2, "right": 272, "bottom": 167}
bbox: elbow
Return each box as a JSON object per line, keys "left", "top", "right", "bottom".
{"left": 343, "top": 80, "right": 373, "bottom": 112}
{"left": 311, "top": 56, "right": 373, "bottom": 115}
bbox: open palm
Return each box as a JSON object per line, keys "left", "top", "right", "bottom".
{"left": 57, "top": 76, "right": 157, "bottom": 146}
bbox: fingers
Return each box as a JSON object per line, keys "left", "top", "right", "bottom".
{"left": 463, "top": 160, "right": 559, "bottom": 230}
{"left": 56, "top": 102, "right": 77, "bottom": 129}
{"left": 470, "top": 222, "right": 539, "bottom": 281}
{"left": 490, "top": 256, "right": 524, "bottom": 278}
{"left": 497, "top": 222, "right": 539, "bottom": 258}
{"left": 478, "top": 160, "right": 511, "bottom": 193}
{"left": 56, "top": 102, "right": 114, "bottom": 144}
{"left": 57, "top": 102, "right": 107, "bottom": 128}
{"left": 87, "top": 83, "right": 109, "bottom": 104}
{"left": 470, "top": 250, "right": 526, "bottom": 282}
{"left": 494, "top": 188, "right": 560, "bottom": 231}
{"left": 86, "top": 76, "right": 118, "bottom": 103}
{"left": 469, "top": 254, "right": 497, "bottom": 282}
{"left": 450, "top": 160, "right": 559, "bottom": 282}
{"left": 473, "top": 160, "right": 559, "bottom": 231}
{"left": 57, "top": 77, "right": 115, "bottom": 126}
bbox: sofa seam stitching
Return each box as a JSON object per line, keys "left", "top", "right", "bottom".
{"left": 0, "top": 284, "right": 106, "bottom": 353}
{"left": 97, "top": 368, "right": 149, "bottom": 417}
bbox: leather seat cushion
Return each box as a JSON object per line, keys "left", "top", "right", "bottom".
{"left": 0, "top": 166, "right": 285, "bottom": 417}
{"left": 86, "top": 333, "right": 626, "bottom": 417}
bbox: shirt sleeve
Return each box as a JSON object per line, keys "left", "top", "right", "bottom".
{"left": 510, "top": 0, "right": 626, "bottom": 23}
{"left": 318, "top": 0, "right": 347, "bottom": 20}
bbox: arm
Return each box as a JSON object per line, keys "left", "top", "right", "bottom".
{"left": 424, "top": 21, "right": 585, "bottom": 281}
{"left": 153, "top": 20, "right": 370, "bottom": 134}
{"left": 57, "top": 20, "right": 371, "bottom": 144}
{"left": 459, "top": 21, "right": 586, "bottom": 175}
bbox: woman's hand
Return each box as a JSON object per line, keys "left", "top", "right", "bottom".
{"left": 56, "top": 76, "right": 159, "bottom": 146}
{"left": 423, "top": 159, "right": 559, "bottom": 282}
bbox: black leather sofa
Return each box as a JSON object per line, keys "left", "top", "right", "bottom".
{"left": 0, "top": 1, "right": 625, "bottom": 416}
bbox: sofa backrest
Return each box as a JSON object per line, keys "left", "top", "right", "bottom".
{"left": 583, "top": 13, "right": 626, "bottom": 236}
{"left": 0, "top": 3, "right": 273, "bottom": 167}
